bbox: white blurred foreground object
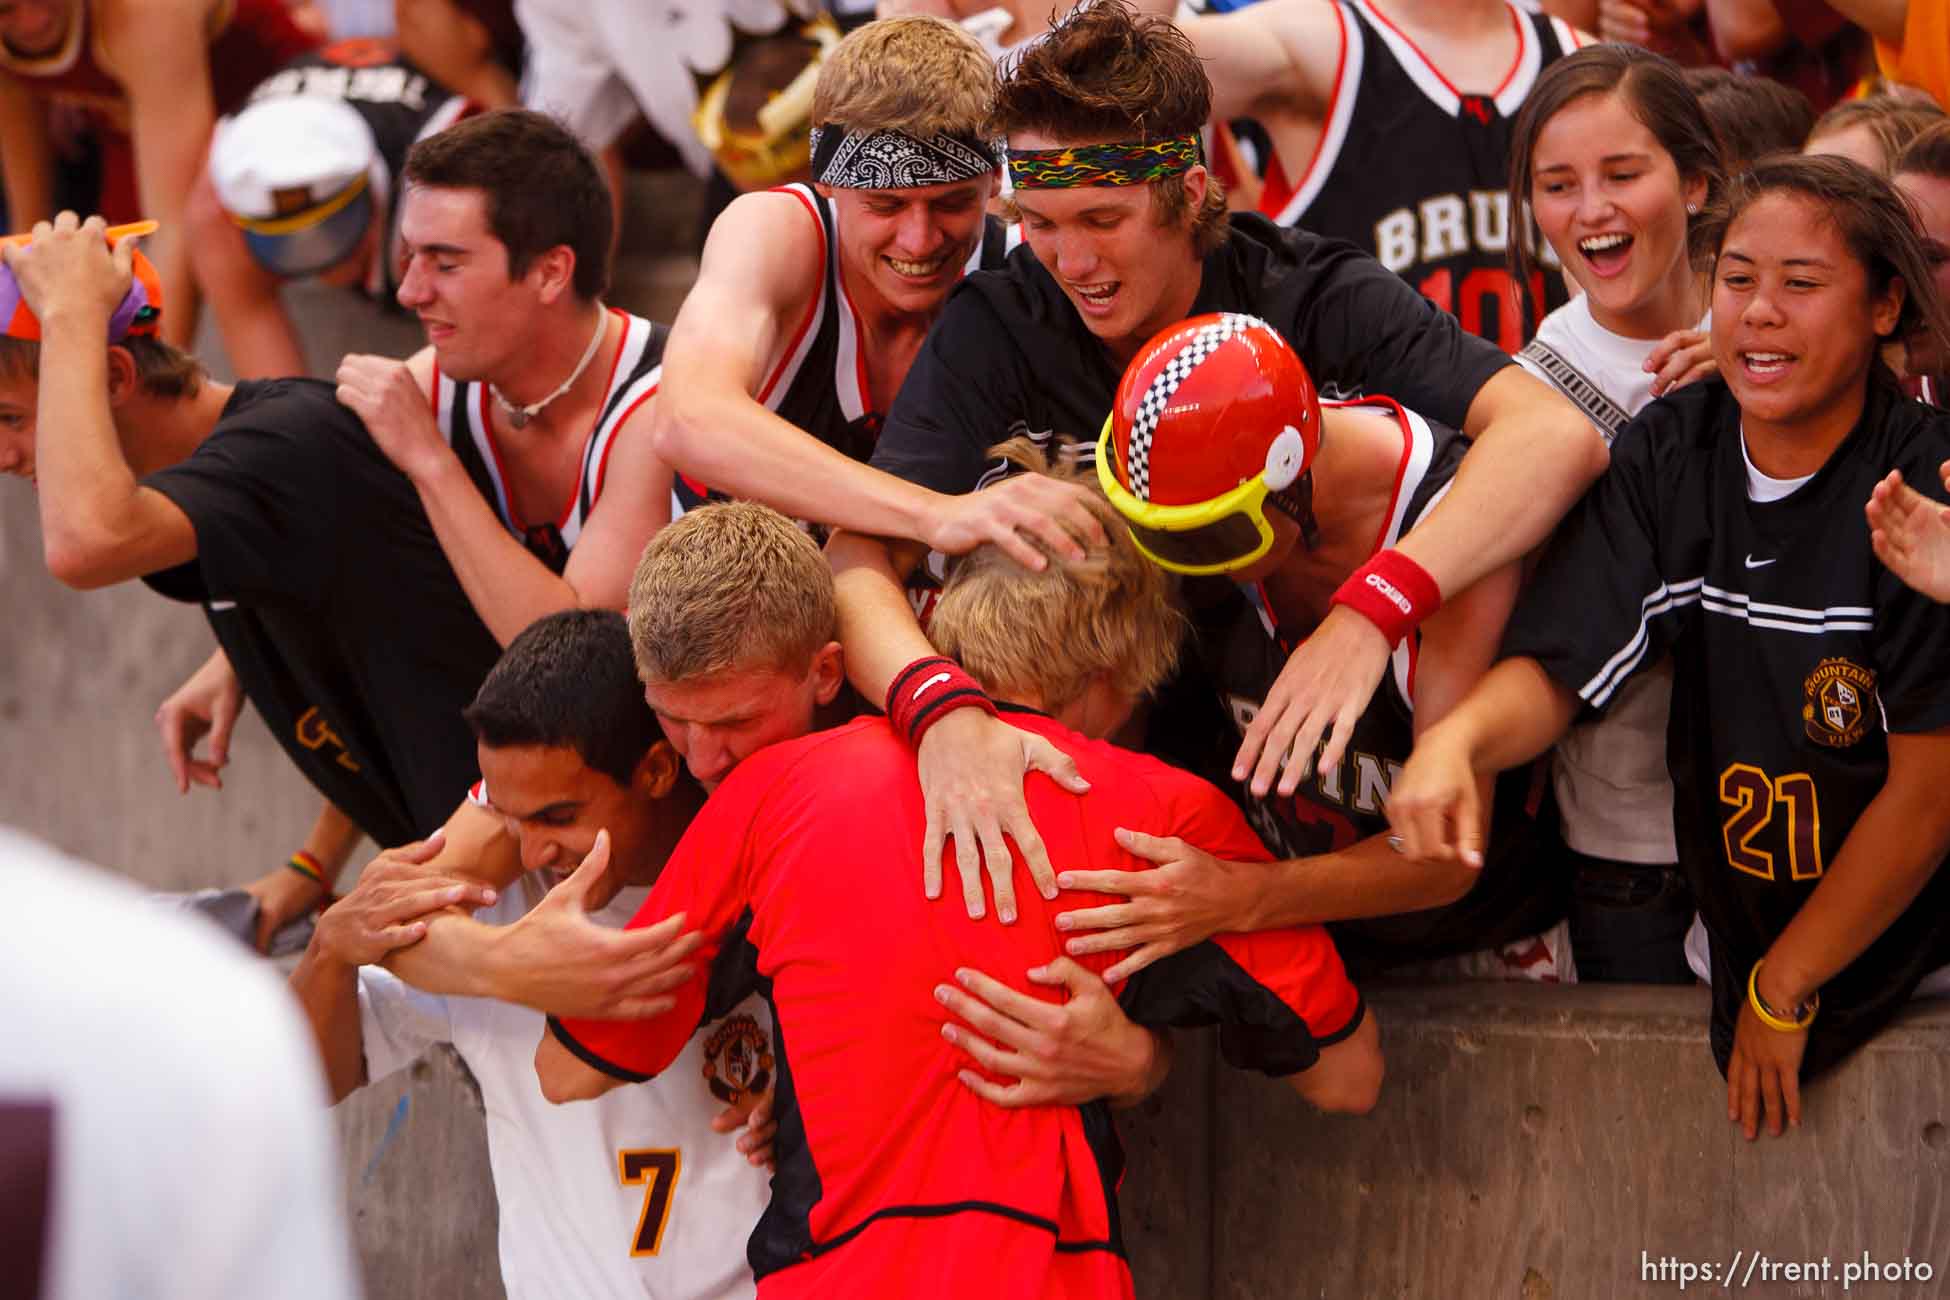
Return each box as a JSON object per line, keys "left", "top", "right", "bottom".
{"left": 0, "top": 827, "right": 360, "bottom": 1300}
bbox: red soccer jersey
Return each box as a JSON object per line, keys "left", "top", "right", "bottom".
{"left": 553, "top": 709, "right": 1363, "bottom": 1300}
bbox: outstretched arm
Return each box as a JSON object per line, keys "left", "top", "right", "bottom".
{"left": 103, "top": 0, "right": 217, "bottom": 348}
{"left": 1234, "top": 366, "right": 1600, "bottom": 789}
{"left": 384, "top": 822, "right": 704, "bottom": 1017}
{"left": 1867, "top": 468, "right": 1950, "bottom": 605}
{"left": 828, "top": 527, "right": 1095, "bottom": 923}
{"left": 289, "top": 833, "right": 495, "bottom": 1103}
{"left": 651, "top": 191, "right": 943, "bottom": 538}
{"left": 1388, "top": 656, "right": 1580, "bottom": 864}
{"left": 1057, "top": 563, "right": 1525, "bottom": 976}
{"left": 184, "top": 169, "right": 308, "bottom": 379}
{"left": 0, "top": 75, "right": 54, "bottom": 232}
{"left": 1177, "top": 0, "right": 1341, "bottom": 126}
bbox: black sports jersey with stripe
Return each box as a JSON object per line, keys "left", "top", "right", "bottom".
{"left": 433, "top": 309, "right": 669, "bottom": 570}
{"left": 1505, "top": 377, "right": 1950, "bottom": 1075}
{"left": 1259, "top": 0, "right": 1576, "bottom": 350}
{"left": 241, "top": 44, "right": 469, "bottom": 301}
{"left": 1188, "top": 399, "right": 1563, "bottom": 973}
{"left": 760, "top": 183, "right": 1012, "bottom": 462}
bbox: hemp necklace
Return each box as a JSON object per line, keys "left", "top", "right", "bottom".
{"left": 491, "top": 308, "right": 607, "bottom": 430}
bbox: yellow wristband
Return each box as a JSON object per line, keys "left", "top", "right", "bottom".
{"left": 1747, "top": 959, "right": 1818, "bottom": 1032}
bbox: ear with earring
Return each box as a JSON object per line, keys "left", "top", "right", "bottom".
{"left": 1686, "top": 203, "right": 1699, "bottom": 214}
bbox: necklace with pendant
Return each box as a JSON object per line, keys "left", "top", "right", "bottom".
{"left": 490, "top": 308, "right": 608, "bottom": 430}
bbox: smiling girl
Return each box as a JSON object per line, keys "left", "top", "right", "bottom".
{"left": 1503, "top": 45, "right": 1722, "bottom": 983}
{"left": 1390, "top": 153, "right": 1950, "bottom": 1140}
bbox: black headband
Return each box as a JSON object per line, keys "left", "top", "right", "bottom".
{"left": 808, "top": 125, "right": 999, "bottom": 189}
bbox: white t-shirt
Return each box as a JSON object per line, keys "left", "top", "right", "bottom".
{"left": 1518, "top": 294, "right": 1712, "bottom": 863}
{"left": 0, "top": 827, "right": 359, "bottom": 1300}
{"left": 356, "top": 885, "right": 770, "bottom": 1300}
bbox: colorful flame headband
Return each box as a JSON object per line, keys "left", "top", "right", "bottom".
{"left": 1006, "top": 134, "right": 1203, "bottom": 189}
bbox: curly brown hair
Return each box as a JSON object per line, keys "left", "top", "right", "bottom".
{"left": 995, "top": 1, "right": 1227, "bottom": 254}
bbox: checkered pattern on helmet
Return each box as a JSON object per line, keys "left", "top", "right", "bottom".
{"left": 1124, "top": 312, "right": 1268, "bottom": 500}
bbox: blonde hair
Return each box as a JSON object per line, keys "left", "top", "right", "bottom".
{"left": 811, "top": 15, "right": 996, "bottom": 139}
{"left": 930, "top": 441, "right": 1184, "bottom": 714}
{"left": 627, "top": 502, "right": 838, "bottom": 684}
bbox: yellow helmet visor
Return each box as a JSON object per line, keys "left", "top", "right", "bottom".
{"left": 1095, "top": 414, "right": 1282, "bottom": 576}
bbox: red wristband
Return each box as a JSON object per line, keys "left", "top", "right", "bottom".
{"left": 1330, "top": 549, "right": 1442, "bottom": 647}
{"left": 885, "top": 655, "right": 997, "bottom": 748}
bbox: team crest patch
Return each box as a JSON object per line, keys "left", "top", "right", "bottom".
{"left": 1802, "top": 657, "right": 1877, "bottom": 748}
{"left": 702, "top": 1014, "right": 773, "bottom": 1107}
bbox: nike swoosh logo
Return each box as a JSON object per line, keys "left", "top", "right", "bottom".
{"left": 1744, "top": 555, "right": 1776, "bottom": 569}
{"left": 910, "top": 671, "right": 952, "bottom": 701}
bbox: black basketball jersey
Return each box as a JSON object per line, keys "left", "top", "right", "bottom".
{"left": 241, "top": 41, "right": 469, "bottom": 300}
{"left": 433, "top": 309, "right": 671, "bottom": 573}
{"left": 1189, "top": 398, "right": 1563, "bottom": 974}
{"left": 760, "top": 182, "right": 1014, "bottom": 460}
{"left": 1506, "top": 377, "right": 1950, "bottom": 1076}
{"left": 1260, "top": 0, "right": 1577, "bottom": 351}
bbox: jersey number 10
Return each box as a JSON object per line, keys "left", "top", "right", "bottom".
{"left": 1417, "top": 267, "right": 1545, "bottom": 354}
{"left": 1719, "top": 764, "right": 1825, "bottom": 883}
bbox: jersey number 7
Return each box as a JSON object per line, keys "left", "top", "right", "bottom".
{"left": 619, "top": 1148, "right": 682, "bottom": 1256}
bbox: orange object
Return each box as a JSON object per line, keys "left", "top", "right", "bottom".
{"left": 0, "top": 219, "right": 158, "bottom": 249}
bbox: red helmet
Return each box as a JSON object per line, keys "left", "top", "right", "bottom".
{"left": 1104, "top": 312, "right": 1320, "bottom": 507}
{"left": 1097, "top": 313, "right": 1322, "bottom": 574}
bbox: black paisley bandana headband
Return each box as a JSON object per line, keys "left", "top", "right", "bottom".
{"left": 1007, "top": 134, "right": 1203, "bottom": 189}
{"left": 808, "top": 125, "right": 1000, "bottom": 189}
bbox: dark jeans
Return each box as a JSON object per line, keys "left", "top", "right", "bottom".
{"left": 1565, "top": 847, "right": 1696, "bottom": 984}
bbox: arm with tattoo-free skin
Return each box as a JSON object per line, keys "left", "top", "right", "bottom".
{"left": 1232, "top": 366, "right": 1602, "bottom": 794}
{"left": 652, "top": 190, "right": 1104, "bottom": 563}
{"left": 379, "top": 822, "right": 703, "bottom": 1018}
{"left": 288, "top": 833, "right": 497, "bottom": 1103}
{"left": 0, "top": 76, "right": 54, "bottom": 235}
{"left": 828, "top": 528, "right": 1097, "bottom": 922}
{"left": 1050, "top": 561, "right": 1523, "bottom": 980}
{"left": 151, "top": 646, "right": 368, "bottom": 947}
{"left": 1175, "top": 0, "right": 1341, "bottom": 127}
{"left": 99, "top": 0, "right": 220, "bottom": 348}
{"left": 336, "top": 345, "right": 675, "bottom": 647}
{"left": 6, "top": 216, "right": 201, "bottom": 588}
{"left": 1727, "top": 728, "right": 1950, "bottom": 1141}
{"left": 241, "top": 801, "right": 364, "bottom": 952}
